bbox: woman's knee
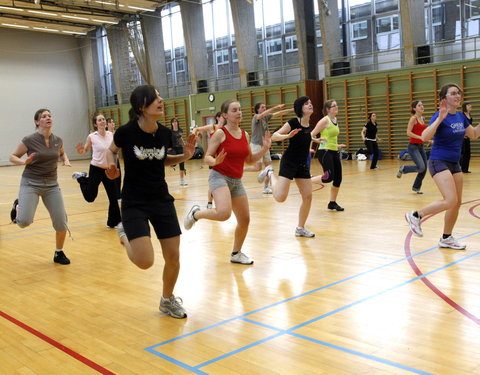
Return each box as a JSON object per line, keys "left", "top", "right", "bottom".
{"left": 215, "top": 208, "right": 232, "bottom": 221}
{"left": 273, "top": 192, "right": 288, "bottom": 202}
{"left": 444, "top": 196, "right": 459, "bottom": 210}
{"left": 135, "top": 258, "right": 154, "bottom": 270}
{"left": 16, "top": 219, "right": 32, "bottom": 228}
{"left": 237, "top": 214, "right": 250, "bottom": 227}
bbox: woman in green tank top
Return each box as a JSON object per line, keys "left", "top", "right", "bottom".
{"left": 311, "top": 100, "right": 346, "bottom": 211}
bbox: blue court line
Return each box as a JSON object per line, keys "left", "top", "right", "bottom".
{"left": 186, "top": 251, "right": 479, "bottom": 374}
{"left": 146, "top": 236, "right": 479, "bottom": 373}
{"left": 147, "top": 232, "right": 479, "bottom": 349}
{"left": 236, "top": 320, "right": 431, "bottom": 375}
{"left": 143, "top": 348, "right": 209, "bottom": 375}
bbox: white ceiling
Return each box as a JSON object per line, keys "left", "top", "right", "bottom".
{"left": 0, "top": 0, "right": 174, "bottom": 36}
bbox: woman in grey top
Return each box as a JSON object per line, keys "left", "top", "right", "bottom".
{"left": 9, "top": 108, "right": 71, "bottom": 265}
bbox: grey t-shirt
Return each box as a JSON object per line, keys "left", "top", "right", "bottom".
{"left": 250, "top": 113, "right": 272, "bottom": 146}
{"left": 21, "top": 132, "right": 63, "bottom": 180}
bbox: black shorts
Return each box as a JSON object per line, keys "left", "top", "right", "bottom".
{"left": 121, "top": 199, "right": 181, "bottom": 241}
{"left": 279, "top": 158, "right": 310, "bottom": 180}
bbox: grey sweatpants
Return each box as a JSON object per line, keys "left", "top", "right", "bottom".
{"left": 16, "top": 177, "right": 68, "bottom": 232}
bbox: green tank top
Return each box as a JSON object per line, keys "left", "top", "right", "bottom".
{"left": 319, "top": 116, "right": 339, "bottom": 151}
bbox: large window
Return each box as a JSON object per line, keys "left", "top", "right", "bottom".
{"left": 202, "top": 0, "right": 236, "bottom": 76}
{"left": 467, "top": 0, "right": 480, "bottom": 18}
{"left": 285, "top": 35, "right": 297, "bottom": 52}
{"left": 162, "top": 4, "right": 188, "bottom": 83}
{"left": 352, "top": 20, "right": 368, "bottom": 40}
{"left": 374, "top": 0, "right": 398, "bottom": 14}
{"left": 376, "top": 15, "right": 398, "bottom": 33}
{"left": 98, "top": 28, "right": 115, "bottom": 106}
{"left": 266, "top": 38, "right": 282, "bottom": 55}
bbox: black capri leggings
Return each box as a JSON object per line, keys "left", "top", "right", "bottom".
{"left": 317, "top": 149, "right": 342, "bottom": 187}
{"left": 171, "top": 147, "right": 185, "bottom": 171}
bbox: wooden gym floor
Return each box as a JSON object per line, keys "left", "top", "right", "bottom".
{"left": 1, "top": 157, "right": 479, "bottom": 375}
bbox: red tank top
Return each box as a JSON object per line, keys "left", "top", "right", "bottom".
{"left": 213, "top": 127, "right": 249, "bottom": 178}
{"left": 409, "top": 120, "right": 427, "bottom": 144}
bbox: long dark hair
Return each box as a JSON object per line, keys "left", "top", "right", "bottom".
{"left": 293, "top": 96, "right": 310, "bottom": 118}
{"left": 462, "top": 102, "right": 471, "bottom": 113}
{"left": 128, "top": 85, "right": 159, "bottom": 121}
{"left": 170, "top": 117, "right": 181, "bottom": 132}
{"left": 411, "top": 101, "right": 420, "bottom": 115}
{"left": 254, "top": 102, "right": 263, "bottom": 114}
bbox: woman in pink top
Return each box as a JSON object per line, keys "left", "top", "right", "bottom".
{"left": 73, "top": 112, "right": 121, "bottom": 228}
{"left": 184, "top": 99, "right": 271, "bottom": 265}
{"left": 396, "top": 101, "right": 429, "bottom": 194}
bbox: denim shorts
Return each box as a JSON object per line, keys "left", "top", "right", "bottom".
{"left": 428, "top": 159, "right": 462, "bottom": 177}
{"left": 208, "top": 169, "right": 246, "bottom": 197}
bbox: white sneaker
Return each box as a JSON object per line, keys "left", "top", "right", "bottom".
{"left": 438, "top": 236, "right": 466, "bottom": 250}
{"left": 396, "top": 166, "right": 403, "bottom": 179}
{"left": 295, "top": 227, "right": 315, "bottom": 238}
{"left": 184, "top": 205, "right": 200, "bottom": 230}
{"left": 72, "top": 171, "right": 87, "bottom": 180}
{"left": 405, "top": 211, "right": 423, "bottom": 237}
{"left": 263, "top": 187, "right": 273, "bottom": 194}
{"left": 230, "top": 252, "right": 254, "bottom": 265}
{"left": 159, "top": 295, "right": 187, "bottom": 319}
{"left": 257, "top": 165, "right": 273, "bottom": 183}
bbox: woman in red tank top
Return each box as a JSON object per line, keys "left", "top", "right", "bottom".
{"left": 396, "top": 101, "right": 429, "bottom": 194}
{"left": 184, "top": 99, "right": 271, "bottom": 265}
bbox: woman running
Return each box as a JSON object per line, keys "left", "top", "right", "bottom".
{"left": 9, "top": 108, "right": 71, "bottom": 264}
{"left": 396, "top": 101, "right": 429, "bottom": 194}
{"left": 311, "top": 99, "right": 345, "bottom": 211}
{"left": 257, "top": 96, "right": 316, "bottom": 237}
{"left": 405, "top": 83, "right": 480, "bottom": 249}
{"left": 72, "top": 112, "right": 121, "bottom": 228}
{"left": 106, "top": 85, "right": 197, "bottom": 318}
{"left": 184, "top": 99, "right": 271, "bottom": 265}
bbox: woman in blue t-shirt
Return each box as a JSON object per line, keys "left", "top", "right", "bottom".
{"left": 405, "top": 83, "right": 480, "bottom": 250}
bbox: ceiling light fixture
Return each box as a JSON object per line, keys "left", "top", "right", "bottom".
{"left": 1, "top": 22, "right": 29, "bottom": 28}
{"left": 91, "top": 18, "right": 117, "bottom": 24}
{"left": 33, "top": 26, "right": 60, "bottom": 32}
{"left": 95, "top": 1, "right": 124, "bottom": 7}
{"left": 0, "top": 6, "right": 24, "bottom": 11}
{"left": 28, "top": 10, "right": 58, "bottom": 16}
{"left": 127, "top": 5, "right": 152, "bottom": 11}
{"left": 62, "top": 30, "right": 87, "bottom": 35}
{"left": 61, "top": 14, "right": 89, "bottom": 20}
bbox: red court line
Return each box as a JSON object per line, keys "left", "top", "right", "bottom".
{"left": 404, "top": 205, "right": 480, "bottom": 325}
{"left": 0, "top": 310, "right": 116, "bottom": 375}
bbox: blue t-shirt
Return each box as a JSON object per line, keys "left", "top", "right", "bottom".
{"left": 429, "top": 111, "right": 469, "bottom": 163}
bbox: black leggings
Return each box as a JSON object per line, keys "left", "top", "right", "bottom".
{"left": 171, "top": 147, "right": 185, "bottom": 171}
{"left": 364, "top": 140, "right": 379, "bottom": 169}
{"left": 317, "top": 149, "right": 342, "bottom": 187}
{"left": 77, "top": 164, "right": 122, "bottom": 227}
